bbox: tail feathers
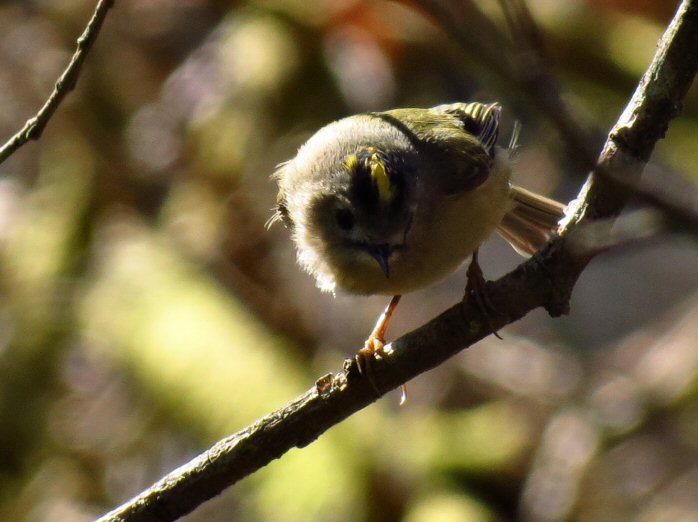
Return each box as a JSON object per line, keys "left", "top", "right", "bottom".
{"left": 497, "top": 186, "right": 566, "bottom": 257}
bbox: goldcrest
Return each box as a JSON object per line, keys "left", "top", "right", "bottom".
{"left": 272, "top": 102, "right": 565, "bottom": 300}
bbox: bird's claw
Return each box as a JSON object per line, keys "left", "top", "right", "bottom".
{"left": 465, "top": 249, "right": 502, "bottom": 339}
{"left": 356, "top": 334, "right": 385, "bottom": 376}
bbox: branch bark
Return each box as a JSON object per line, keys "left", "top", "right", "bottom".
{"left": 97, "top": 1, "right": 698, "bottom": 521}
{"left": 0, "top": 0, "right": 115, "bottom": 165}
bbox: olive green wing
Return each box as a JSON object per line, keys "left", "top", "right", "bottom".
{"left": 430, "top": 102, "right": 501, "bottom": 157}
{"left": 375, "top": 102, "right": 501, "bottom": 194}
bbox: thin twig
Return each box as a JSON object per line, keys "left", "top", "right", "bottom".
{"left": 0, "top": 0, "right": 115, "bottom": 165}
{"left": 96, "top": 1, "right": 698, "bottom": 521}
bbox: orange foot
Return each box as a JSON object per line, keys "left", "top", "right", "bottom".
{"left": 355, "top": 295, "right": 401, "bottom": 376}
{"left": 355, "top": 295, "right": 407, "bottom": 403}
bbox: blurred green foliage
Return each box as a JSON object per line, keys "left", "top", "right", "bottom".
{"left": 0, "top": 1, "right": 697, "bottom": 521}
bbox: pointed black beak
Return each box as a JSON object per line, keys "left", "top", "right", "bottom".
{"left": 367, "top": 244, "right": 392, "bottom": 278}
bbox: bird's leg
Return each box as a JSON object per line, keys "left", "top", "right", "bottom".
{"left": 356, "top": 294, "right": 401, "bottom": 375}
{"left": 356, "top": 294, "right": 408, "bottom": 403}
{"left": 465, "top": 249, "right": 502, "bottom": 339}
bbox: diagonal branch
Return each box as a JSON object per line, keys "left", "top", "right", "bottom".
{"left": 96, "top": 1, "right": 698, "bottom": 521}
{"left": 0, "top": 0, "right": 115, "bottom": 165}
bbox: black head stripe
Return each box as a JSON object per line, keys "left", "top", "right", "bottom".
{"left": 347, "top": 149, "right": 408, "bottom": 216}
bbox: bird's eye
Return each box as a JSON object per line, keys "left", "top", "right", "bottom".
{"left": 335, "top": 207, "right": 355, "bottom": 231}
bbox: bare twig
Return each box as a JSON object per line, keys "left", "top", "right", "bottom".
{"left": 0, "top": 0, "right": 115, "bottom": 165}
{"left": 96, "top": 1, "right": 698, "bottom": 521}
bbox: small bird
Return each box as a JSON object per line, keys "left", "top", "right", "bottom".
{"left": 271, "top": 102, "right": 565, "bottom": 373}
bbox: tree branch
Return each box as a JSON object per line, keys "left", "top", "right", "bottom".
{"left": 0, "top": 0, "right": 115, "bottom": 165}
{"left": 96, "top": 1, "right": 698, "bottom": 521}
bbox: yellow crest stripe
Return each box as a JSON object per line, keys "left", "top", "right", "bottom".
{"left": 343, "top": 154, "right": 359, "bottom": 172}
{"left": 369, "top": 153, "right": 392, "bottom": 203}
